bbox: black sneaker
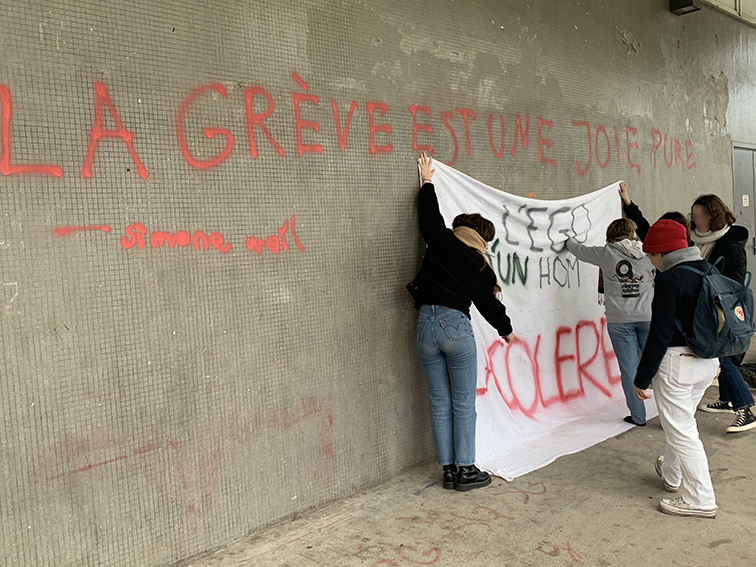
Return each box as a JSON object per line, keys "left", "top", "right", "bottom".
{"left": 455, "top": 465, "right": 492, "bottom": 492}
{"left": 700, "top": 400, "right": 734, "bottom": 413}
{"left": 726, "top": 407, "right": 756, "bottom": 433}
{"left": 738, "top": 365, "right": 756, "bottom": 389}
{"left": 442, "top": 465, "right": 457, "bottom": 490}
{"left": 624, "top": 416, "right": 646, "bottom": 426}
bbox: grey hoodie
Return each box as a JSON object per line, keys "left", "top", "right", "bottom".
{"left": 566, "top": 238, "right": 655, "bottom": 323}
{"left": 660, "top": 246, "right": 704, "bottom": 271}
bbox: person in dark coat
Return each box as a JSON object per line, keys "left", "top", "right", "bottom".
{"left": 690, "top": 194, "right": 756, "bottom": 433}
{"left": 407, "top": 153, "right": 518, "bottom": 492}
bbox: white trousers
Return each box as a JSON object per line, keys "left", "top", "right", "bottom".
{"left": 653, "top": 347, "right": 719, "bottom": 509}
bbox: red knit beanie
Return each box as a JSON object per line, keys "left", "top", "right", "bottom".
{"left": 642, "top": 219, "right": 689, "bottom": 254}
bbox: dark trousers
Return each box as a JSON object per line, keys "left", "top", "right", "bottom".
{"left": 718, "top": 356, "right": 755, "bottom": 410}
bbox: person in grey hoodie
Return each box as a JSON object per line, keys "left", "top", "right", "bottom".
{"left": 566, "top": 218, "right": 656, "bottom": 426}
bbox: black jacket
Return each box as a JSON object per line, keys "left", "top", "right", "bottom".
{"left": 634, "top": 258, "right": 710, "bottom": 389}
{"left": 623, "top": 200, "right": 748, "bottom": 284}
{"left": 706, "top": 225, "right": 748, "bottom": 285}
{"left": 406, "top": 183, "right": 513, "bottom": 336}
{"left": 623, "top": 201, "right": 652, "bottom": 242}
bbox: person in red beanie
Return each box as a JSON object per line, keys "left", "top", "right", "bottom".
{"left": 634, "top": 219, "right": 720, "bottom": 518}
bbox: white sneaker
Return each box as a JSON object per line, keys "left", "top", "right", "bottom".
{"left": 655, "top": 456, "right": 679, "bottom": 493}
{"left": 659, "top": 497, "right": 716, "bottom": 518}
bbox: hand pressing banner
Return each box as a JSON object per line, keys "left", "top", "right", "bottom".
{"left": 427, "top": 162, "right": 658, "bottom": 480}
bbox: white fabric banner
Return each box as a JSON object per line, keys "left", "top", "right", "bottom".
{"left": 428, "top": 162, "right": 658, "bottom": 480}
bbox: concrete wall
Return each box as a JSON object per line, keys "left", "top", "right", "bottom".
{"left": 1, "top": 1, "right": 754, "bottom": 565}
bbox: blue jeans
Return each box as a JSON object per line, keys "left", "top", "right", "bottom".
{"left": 718, "top": 356, "right": 755, "bottom": 410}
{"left": 416, "top": 305, "right": 478, "bottom": 467}
{"left": 607, "top": 321, "right": 650, "bottom": 424}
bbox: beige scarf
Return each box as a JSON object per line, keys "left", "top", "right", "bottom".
{"left": 453, "top": 226, "right": 502, "bottom": 296}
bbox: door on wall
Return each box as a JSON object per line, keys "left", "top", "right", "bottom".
{"left": 732, "top": 143, "right": 756, "bottom": 296}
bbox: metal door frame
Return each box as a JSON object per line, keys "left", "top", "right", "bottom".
{"left": 731, "top": 141, "right": 756, "bottom": 208}
{"left": 732, "top": 142, "right": 756, "bottom": 277}
{"left": 733, "top": 141, "right": 756, "bottom": 154}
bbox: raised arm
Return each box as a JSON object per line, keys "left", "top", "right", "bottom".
{"left": 620, "top": 182, "right": 651, "bottom": 242}
{"left": 416, "top": 153, "right": 450, "bottom": 245}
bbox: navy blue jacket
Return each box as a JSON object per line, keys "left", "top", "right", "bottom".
{"left": 634, "top": 259, "right": 710, "bottom": 389}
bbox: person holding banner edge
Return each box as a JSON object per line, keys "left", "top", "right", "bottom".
{"left": 565, "top": 217, "right": 655, "bottom": 427}
{"left": 407, "top": 153, "right": 518, "bottom": 492}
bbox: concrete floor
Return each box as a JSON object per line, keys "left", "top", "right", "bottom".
{"left": 182, "top": 384, "right": 756, "bottom": 567}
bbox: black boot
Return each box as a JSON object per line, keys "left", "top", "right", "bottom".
{"left": 442, "top": 465, "right": 457, "bottom": 490}
{"left": 455, "top": 465, "right": 492, "bottom": 492}
{"left": 624, "top": 416, "right": 646, "bottom": 426}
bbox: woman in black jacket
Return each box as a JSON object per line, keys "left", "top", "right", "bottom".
{"left": 407, "top": 153, "right": 518, "bottom": 492}
{"left": 690, "top": 194, "right": 756, "bottom": 432}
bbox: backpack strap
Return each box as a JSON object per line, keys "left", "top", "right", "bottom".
{"left": 677, "top": 265, "right": 705, "bottom": 277}
{"left": 713, "top": 256, "right": 725, "bottom": 273}
{"left": 674, "top": 318, "right": 685, "bottom": 334}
